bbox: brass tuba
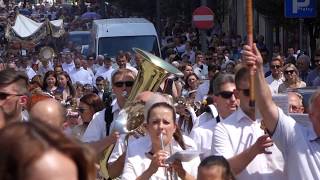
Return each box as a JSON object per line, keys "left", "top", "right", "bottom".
{"left": 98, "top": 48, "right": 183, "bottom": 179}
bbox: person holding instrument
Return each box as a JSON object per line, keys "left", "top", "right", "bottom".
{"left": 122, "top": 94, "right": 200, "bottom": 180}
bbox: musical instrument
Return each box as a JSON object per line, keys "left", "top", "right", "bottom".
{"left": 98, "top": 48, "right": 183, "bottom": 179}
{"left": 39, "top": 46, "right": 56, "bottom": 61}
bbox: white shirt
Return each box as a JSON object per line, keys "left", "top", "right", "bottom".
{"left": 62, "top": 62, "right": 75, "bottom": 74}
{"left": 181, "top": 50, "right": 195, "bottom": 64}
{"left": 190, "top": 116, "right": 221, "bottom": 160}
{"left": 195, "top": 80, "right": 210, "bottom": 102}
{"left": 26, "top": 66, "right": 37, "bottom": 80}
{"left": 211, "top": 108, "right": 286, "bottom": 180}
{"left": 95, "top": 66, "right": 114, "bottom": 78}
{"left": 70, "top": 67, "right": 93, "bottom": 85}
{"left": 122, "top": 135, "right": 200, "bottom": 180}
{"left": 82, "top": 100, "right": 121, "bottom": 142}
{"left": 265, "top": 74, "right": 284, "bottom": 94}
{"left": 273, "top": 108, "right": 320, "bottom": 180}
{"left": 97, "top": 68, "right": 114, "bottom": 84}
{"left": 193, "top": 64, "right": 208, "bottom": 80}
{"left": 108, "top": 135, "right": 147, "bottom": 164}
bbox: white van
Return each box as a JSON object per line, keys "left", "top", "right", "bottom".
{"left": 91, "top": 18, "right": 161, "bottom": 58}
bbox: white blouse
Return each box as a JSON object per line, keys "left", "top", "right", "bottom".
{"left": 121, "top": 135, "right": 200, "bottom": 180}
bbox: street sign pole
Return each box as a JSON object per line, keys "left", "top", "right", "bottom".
{"left": 200, "top": 0, "right": 207, "bottom": 52}
{"left": 299, "top": 18, "right": 303, "bottom": 51}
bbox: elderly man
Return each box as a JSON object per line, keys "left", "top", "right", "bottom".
{"left": 0, "top": 69, "right": 29, "bottom": 124}
{"left": 242, "top": 43, "right": 320, "bottom": 179}
{"left": 288, "top": 92, "right": 304, "bottom": 114}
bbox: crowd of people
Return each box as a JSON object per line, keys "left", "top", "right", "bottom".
{"left": 0, "top": 2, "right": 319, "bottom": 180}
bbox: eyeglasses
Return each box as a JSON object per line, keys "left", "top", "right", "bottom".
{"left": 96, "top": 83, "right": 104, "bottom": 86}
{"left": 270, "top": 65, "right": 281, "bottom": 69}
{"left": 284, "top": 70, "right": 295, "bottom": 75}
{"left": 238, "top": 88, "right": 250, "bottom": 97}
{"left": 217, "top": 91, "right": 234, "bottom": 99}
{"left": 113, "top": 81, "right": 135, "bottom": 88}
{"left": 0, "top": 92, "right": 23, "bottom": 100}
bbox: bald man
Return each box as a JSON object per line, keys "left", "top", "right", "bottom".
{"left": 29, "top": 98, "right": 66, "bottom": 128}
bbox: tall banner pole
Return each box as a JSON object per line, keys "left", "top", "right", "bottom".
{"left": 246, "top": 0, "right": 255, "bottom": 108}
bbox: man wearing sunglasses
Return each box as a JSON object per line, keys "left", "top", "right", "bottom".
{"left": 0, "top": 69, "right": 29, "bottom": 126}
{"left": 82, "top": 69, "right": 136, "bottom": 154}
{"left": 190, "top": 73, "right": 238, "bottom": 160}
{"left": 243, "top": 44, "right": 320, "bottom": 179}
{"left": 265, "top": 56, "right": 284, "bottom": 94}
{"left": 211, "top": 66, "right": 285, "bottom": 180}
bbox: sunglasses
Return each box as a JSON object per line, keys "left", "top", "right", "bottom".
{"left": 238, "top": 88, "right": 250, "bottom": 97}
{"left": 284, "top": 70, "right": 295, "bottom": 75}
{"left": 217, "top": 91, "right": 234, "bottom": 99}
{"left": 113, "top": 81, "right": 135, "bottom": 88}
{"left": 270, "top": 65, "right": 281, "bottom": 69}
{"left": 77, "top": 108, "right": 87, "bottom": 113}
{"left": 0, "top": 92, "right": 23, "bottom": 100}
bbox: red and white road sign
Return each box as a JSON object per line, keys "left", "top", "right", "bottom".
{"left": 192, "top": 6, "right": 214, "bottom": 29}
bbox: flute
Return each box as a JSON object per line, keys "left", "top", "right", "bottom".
{"left": 160, "top": 133, "right": 170, "bottom": 180}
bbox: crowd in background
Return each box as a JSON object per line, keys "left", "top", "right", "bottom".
{"left": 0, "top": 1, "right": 319, "bottom": 180}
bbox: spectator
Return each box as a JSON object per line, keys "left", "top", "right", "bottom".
{"left": 70, "top": 58, "right": 93, "bottom": 85}
{"left": 72, "top": 93, "right": 104, "bottom": 139}
{"left": 306, "top": 49, "right": 320, "bottom": 86}
{"left": 287, "top": 91, "right": 304, "bottom": 114}
{"left": 296, "top": 54, "right": 311, "bottom": 82}
{"left": 265, "top": 56, "right": 284, "bottom": 94}
{"left": 278, "top": 63, "right": 306, "bottom": 93}
{"left": 42, "top": 70, "right": 58, "bottom": 95}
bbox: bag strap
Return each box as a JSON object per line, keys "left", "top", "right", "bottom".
{"left": 104, "top": 105, "right": 113, "bottom": 136}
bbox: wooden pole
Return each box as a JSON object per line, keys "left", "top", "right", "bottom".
{"left": 246, "top": 0, "right": 255, "bottom": 107}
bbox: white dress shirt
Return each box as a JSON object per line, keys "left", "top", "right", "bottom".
{"left": 82, "top": 100, "right": 120, "bottom": 143}
{"left": 273, "top": 108, "right": 320, "bottom": 180}
{"left": 193, "top": 64, "right": 208, "bottom": 80}
{"left": 95, "top": 66, "right": 114, "bottom": 78}
{"left": 265, "top": 74, "right": 284, "bottom": 94}
{"left": 25, "top": 66, "right": 37, "bottom": 80}
{"left": 195, "top": 80, "right": 210, "bottom": 102}
{"left": 62, "top": 62, "right": 75, "bottom": 74}
{"left": 190, "top": 115, "right": 222, "bottom": 160}
{"left": 122, "top": 135, "right": 200, "bottom": 180}
{"left": 97, "top": 68, "right": 115, "bottom": 84}
{"left": 70, "top": 67, "right": 93, "bottom": 85}
{"left": 211, "top": 108, "right": 286, "bottom": 180}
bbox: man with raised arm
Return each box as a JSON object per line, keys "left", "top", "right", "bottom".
{"left": 242, "top": 44, "right": 320, "bottom": 179}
